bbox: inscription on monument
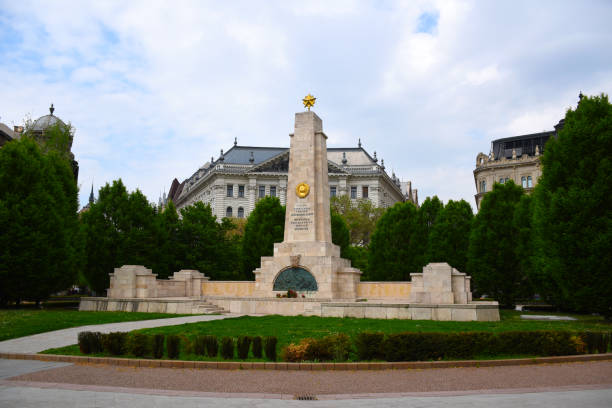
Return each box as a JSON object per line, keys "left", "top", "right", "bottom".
{"left": 289, "top": 203, "right": 314, "bottom": 231}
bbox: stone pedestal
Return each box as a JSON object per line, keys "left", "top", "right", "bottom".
{"left": 107, "top": 265, "right": 158, "bottom": 299}
{"left": 253, "top": 111, "right": 362, "bottom": 299}
{"left": 408, "top": 263, "right": 472, "bottom": 304}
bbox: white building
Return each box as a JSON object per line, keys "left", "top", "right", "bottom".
{"left": 168, "top": 140, "right": 417, "bottom": 220}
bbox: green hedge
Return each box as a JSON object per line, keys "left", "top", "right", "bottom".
{"left": 75, "top": 330, "right": 610, "bottom": 362}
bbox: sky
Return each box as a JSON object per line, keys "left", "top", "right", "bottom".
{"left": 1, "top": 0, "right": 611, "bottom": 210}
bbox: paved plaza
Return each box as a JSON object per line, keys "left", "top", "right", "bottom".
{"left": 0, "top": 315, "right": 610, "bottom": 407}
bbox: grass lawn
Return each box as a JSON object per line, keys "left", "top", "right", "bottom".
{"left": 42, "top": 310, "right": 611, "bottom": 360}
{"left": 0, "top": 309, "right": 190, "bottom": 342}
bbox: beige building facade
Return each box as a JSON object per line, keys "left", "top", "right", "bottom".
{"left": 474, "top": 121, "right": 564, "bottom": 209}
{"left": 168, "top": 142, "right": 417, "bottom": 219}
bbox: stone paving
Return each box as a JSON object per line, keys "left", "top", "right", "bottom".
{"left": 0, "top": 314, "right": 240, "bottom": 354}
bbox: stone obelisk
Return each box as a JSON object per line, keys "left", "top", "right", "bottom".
{"left": 253, "top": 97, "right": 361, "bottom": 299}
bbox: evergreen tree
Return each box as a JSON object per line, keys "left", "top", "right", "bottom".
{"left": 368, "top": 202, "right": 421, "bottom": 281}
{"left": 241, "top": 197, "right": 285, "bottom": 279}
{"left": 427, "top": 199, "right": 473, "bottom": 272}
{"left": 151, "top": 201, "right": 183, "bottom": 279}
{"left": 331, "top": 209, "right": 350, "bottom": 259}
{"left": 81, "top": 180, "right": 156, "bottom": 293}
{"left": 533, "top": 94, "right": 612, "bottom": 318}
{"left": 178, "top": 202, "right": 238, "bottom": 280}
{"left": 467, "top": 181, "right": 530, "bottom": 307}
{"left": 0, "top": 137, "right": 80, "bottom": 304}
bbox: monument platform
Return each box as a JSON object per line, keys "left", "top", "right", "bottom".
{"left": 80, "top": 105, "right": 499, "bottom": 322}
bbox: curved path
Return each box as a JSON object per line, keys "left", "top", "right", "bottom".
{"left": 0, "top": 314, "right": 240, "bottom": 354}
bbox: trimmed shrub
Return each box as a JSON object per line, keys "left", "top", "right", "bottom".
{"left": 355, "top": 332, "right": 385, "bottom": 361}
{"left": 221, "top": 337, "right": 234, "bottom": 360}
{"left": 204, "top": 335, "right": 218, "bottom": 357}
{"left": 102, "top": 332, "right": 127, "bottom": 356}
{"left": 194, "top": 335, "right": 207, "bottom": 356}
{"left": 282, "top": 339, "right": 310, "bottom": 362}
{"left": 303, "top": 334, "right": 352, "bottom": 362}
{"left": 78, "top": 331, "right": 103, "bottom": 355}
{"left": 380, "top": 331, "right": 589, "bottom": 362}
{"left": 152, "top": 334, "right": 165, "bottom": 359}
{"left": 128, "top": 333, "right": 150, "bottom": 357}
{"left": 582, "top": 331, "right": 612, "bottom": 354}
{"left": 237, "top": 336, "right": 252, "bottom": 360}
{"left": 264, "top": 336, "right": 278, "bottom": 361}
{"left": 252, "top": 336, "right": 263, "bottom": 358}
{"left": 167, "top": 335, "right": 180, "bottom": 359}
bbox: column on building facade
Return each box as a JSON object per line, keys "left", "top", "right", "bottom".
{"left": 338, "top": 176, "right": 348, "bottom": 196}
{"left": 213, "top": 181, "right": 224, "bottom": 220}
{"left": 247, "top": 176, "right": 257, "bottom": 215}
{"left": 278, "top": 176, "right": 287, "bottom": 206}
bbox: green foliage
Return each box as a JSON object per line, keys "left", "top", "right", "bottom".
{"left": 303, "top": 333, "right": 351, "bottom": 362}
{"left": 128, "top": 333, "right": 150, "bottom": 357}
{"left": 368, "top": 201, "right": 421, "bottom": 281}
{"left": 194, "top": 335, "right": 207, "bottom": 356}
{"left": 167, "top": 335, "right": 180, "bottom": 359}
{"left": 241, "top": 197, "right": 285, "bottom": 279}
{"left": 580, "top": 331, "right": 611, "bottom": 354}
{"left": 381, "top": 331, "right": 585, "bottom": 362}
{"left": 264, "top": 336, "right": 278, "bottom": 361}
{"left": 0, "top": 137, "right": 81, "bottom": 304}
{"left": 152, "top": 334, "right": 165, "bottom": 359}
{"left": 151, "top": 201, "right": 183, "bottom": 279}
{"left": 427, "top": 199, "right": 473, "bottom": 272}
{"left": 533, "top": 94, "right": 612, "bottom": 318}
{"left": 102, "top": 332, "right": 127, "bottom": 356}
{"left": 77, "top": 331, "right": 103, "bottom": 354}
{"left": 221, "top": 336, "right": 234, "bottom": 359}
{"left": 355, "top": 332, "right": 385, "bottom": 361}
{"left": 467, "top": 181, "right": 532, "bottom": 306}
{"left": 331, "top": 209, "right": 351, "bottom": 259}
{"left": 252, "top": 336, "right": 263, "bottom": 358}
{"left": 178, "top": 202, "right": 240, "bottom": 280}
{"left": 204, "top": 335, "right": 218, "bottom": 357}
{"left": 81, "top": 180, "right": 156, "bottom": 293}
{"left": 237, "top": 335, "right": 252, "bottom": 359}
{"left": 331, "top": 195, "right": 384, "bottom": 246}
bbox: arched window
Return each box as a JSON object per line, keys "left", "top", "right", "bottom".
{"left": 238, "top": 207, "right": 244, "bottom": 218}
{"left": 226, "top": 206, "right": 233, "bottom": 218}
{"left": 527, "top": 176, "right": 533, "bottom": 188}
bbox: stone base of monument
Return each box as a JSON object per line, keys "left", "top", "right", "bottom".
{"left": 252, "top": 241, "right": 361, "bottom": 299}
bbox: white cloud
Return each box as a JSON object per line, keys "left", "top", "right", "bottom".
{"left": 1, "top": 0, "right": 611, "bottom": 210}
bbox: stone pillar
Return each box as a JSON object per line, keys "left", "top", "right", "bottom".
{"left": 283, "top": 111, "right": 332, "bottom": 244}
{"left": 171, "top": 270, "right": 209, "bottom": 297}
{"left": 107, "top": 265, "right": 157, "bottom": 299}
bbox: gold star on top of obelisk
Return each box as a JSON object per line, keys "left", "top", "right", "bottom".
{"left": 302, "top": 94, "right": 316, "bottom": 111}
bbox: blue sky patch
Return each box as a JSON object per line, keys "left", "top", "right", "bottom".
{"left": 416, "top": 11, "right": 439, "bottom": 34}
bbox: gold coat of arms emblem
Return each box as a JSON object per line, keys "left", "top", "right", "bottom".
{"left": 296, "top": 182, "right": 310, "bottom": 198}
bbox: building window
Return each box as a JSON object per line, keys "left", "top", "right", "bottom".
{"left": 480, "top": 180, "right": 486, "bottom": 193}
{"left": 521, "top": 176, "right": 527, "bottom": 188}
{"left": 238, "top": 207, "right": 244, "bottom": 218}
{"left": 227, "top": 184, "right": 233, "bottom": 197}
{"left": 362, "top": 186, "right": 369, "bottom": 198}
{"left": 258, "top": 185, "right": 265, "bottom": 198}
{"left": 238, "top": 185, "right": 245, "bottom": 197}
{"left": 330, "top": 186, "right": 337, "bottom": 197}
{"left": 226, "top": 206, "right": 233, "bottom": 217}
{"left": 270, "top": 186, "right": 277, "bottom": 197}
{"left": 499, "top": 177, "right": 505, "bottom": 184}
{"left": 527, "top": 176, "right": 533, "bottom": 188}
{"left": 350, "top": 186, "right": 357, "bottom": 199}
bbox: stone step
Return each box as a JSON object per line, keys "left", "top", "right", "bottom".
{"left": 192, "top": 301, "right": 229, "bottom": 315}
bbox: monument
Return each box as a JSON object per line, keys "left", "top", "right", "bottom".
{"left": 252, "top": 94, "right": 362, "bottom": 299}
{"left": 81, "top": 95, "right": 499, "bottom": 321}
